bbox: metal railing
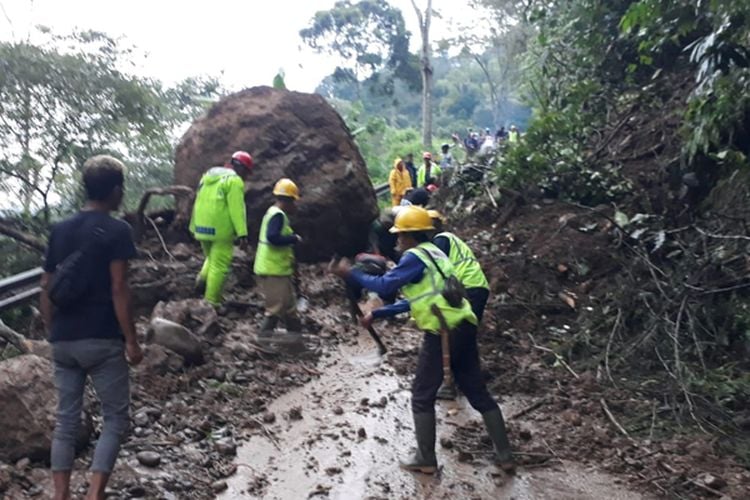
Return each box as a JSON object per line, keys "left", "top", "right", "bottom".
{"left": 0, "top": 267, "right": 43, "bottom": 312}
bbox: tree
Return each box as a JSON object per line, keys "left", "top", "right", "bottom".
{"left": 300, "top": 0, "right": 419, "bottom": 98}
{"left": 410, "top": 0, "right": 434, "bottom": 148}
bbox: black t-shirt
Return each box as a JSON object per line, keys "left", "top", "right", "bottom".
{"left": 43, "top": 211, "right": 137, "bottom": 342}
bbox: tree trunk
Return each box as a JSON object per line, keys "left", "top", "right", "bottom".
{"left": 411, "top": 0, "right": 433, "bottom": 149}
{"left": 0, "top": 220, "right": 46, "bottom": 253}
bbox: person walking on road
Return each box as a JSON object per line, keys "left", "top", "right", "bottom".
{"left": 190, "top": 151, "right": 254, "bottom": 305}
{"left": 330, "top": 206, "right": 515, "bottom": 475}
{"left": 388, "top": 157, "right": 412, "bottom": 207}
{"left": 428, "top": 210, "right": 491, "bottom": 400}
{"left": 40, "top": 155, "right": 143, "bottom": 500}
{"left": 254, "top": 178, "right": 304, "bottom": 336}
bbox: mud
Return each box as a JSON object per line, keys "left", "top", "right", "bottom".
{"left": 221, "top": 330, "right": 649, "bottom": 500}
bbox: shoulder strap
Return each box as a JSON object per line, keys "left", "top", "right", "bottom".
{"left": 418, "top": 247, "right": 448, "bottom": 281}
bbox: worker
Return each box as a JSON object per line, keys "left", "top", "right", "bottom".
{"left": 254, "top": 178, "right": 304, "bottom": 336}
{"left": 388, "top": 157, "right": 412, "bottom": 207}
{"left": 416, "top": 152, "right": 442, "bottom": 187}
{"left": 190, "top": 151, "right": 253, "bottom": 305}
{"left": 369, "top": 187, "right": 431, "bottom": 262}
{"left": 404, "top": 153, "right": 418, "bottom": 187}
{"left": 508, "top": 125, "right": 520, "bottom": 144}
{"left": 330, "top": 206, "right": 515, "bottom": 475}
{"left": 428, "top": 210, "right": 491, "bottom": 400}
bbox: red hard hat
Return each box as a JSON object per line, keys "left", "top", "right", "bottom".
{"left": 422, "top": 152, "right": 432, "bottom": 160}
{"left": 426, "top": 184, "right": 438, "bottom": 193}
{"left": 230, "top": 151, "right": 253, "bottom": 170}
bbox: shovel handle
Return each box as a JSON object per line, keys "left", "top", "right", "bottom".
{"left": 430, "top": 304, "right": 453, "bottom": 387}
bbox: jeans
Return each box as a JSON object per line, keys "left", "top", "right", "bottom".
{"left": 412, "top": 320, "right": 498, "bottom": 414}
{"left": 51, "top": 338, "right": 130, "bottom": 473}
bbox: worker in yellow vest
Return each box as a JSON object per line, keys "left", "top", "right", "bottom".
{"left": 254, "top": 178, "right": 303, "bottom": 336}
{"left": 330, "top": 206, "right": 514, "bottom": 474}
{"left": 190, "top": 151, "right": 253, "bottom": 305}
{"left": 508, "top": 125, "right": 520, "bottom": 144}
{"left": 428, "top": 210, "right": 491, "bottom": 400}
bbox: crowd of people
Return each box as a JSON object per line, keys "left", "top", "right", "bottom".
{"left": 388, "top": 125, "right": 522, "bottom": 207}
{"left": 41, "top": 148, "right": 515, "bottom": 499}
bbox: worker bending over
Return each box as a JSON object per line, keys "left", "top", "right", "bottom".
{"left": 254, "top": 178, "right": 304, "bottom": 336}
{"left": 190, "top": 151, "right": 253, "bottom": 305}
{"left": 330, "top": 206, "right": 514, "bottom": 474}
{"left": 429, "top": 210, "right": 491, "bottom": 400}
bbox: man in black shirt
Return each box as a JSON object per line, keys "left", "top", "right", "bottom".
{"left": 41, "top": 155, "right": 142, "bottom": 500}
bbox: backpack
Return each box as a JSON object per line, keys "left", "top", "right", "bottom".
{"left": 48, "top": 227, "right": 106, "bottom": 309}
{"left": 418, "top": 248, "right": 467, "bottom": 308}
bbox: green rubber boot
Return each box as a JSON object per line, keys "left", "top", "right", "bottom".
{"left": 399, "top": 412, "right": 438, "bottom": 474}
{"left": 482, "top": 407, "right": 516, "bottom": 474}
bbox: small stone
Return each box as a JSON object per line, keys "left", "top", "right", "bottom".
{"left": 288, "top": 407, "right": 303, "bottom": 421}
{"left": 440, "top": 438, "right": 454, "bottom": 449}
{"left": 333, "top": 406, "right": 344, "bottom": 416}
{"left": 211, "top": 480, "right": 228, "bottom": 493}
{"left": 215, "top": 439, "right": 237, "bottom": 457}
{"left": 15, "top": 458, "right": 30, "bottom": 470}
{"left": 325, "top": 467, "right": 342, "bottom": 476}
{"left": 262, "top": 412, "right": 276, "bottom": 424}
{"left": 360, "top": 398, "right": 369, "bottom": 407}
{"left": 133, "top": 412, "right": 149, "bottom": 427}
{"left": 357, "top": 427, "right": 367, "bottom": 439}
{"left": 457, "top": 451, "right": 473, "bottom": 463}
{"left": 520, "top": 429, "right": 533, "bottom": 441}
{"left": 697, "top": 473, "right": 726, "bottom": 490}
{"left": 128, "top": 485, "right": 147, "bottom": 498}
{"left": 136, "top": 451, "right": 161, "bottom": 467}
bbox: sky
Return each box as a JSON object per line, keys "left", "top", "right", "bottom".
{"left": 0, "top": 0, "right": 484, "bottom": 93}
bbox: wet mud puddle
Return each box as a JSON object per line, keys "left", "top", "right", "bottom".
{"left": 221, "top": 336, "right": 649, "bottom": 500}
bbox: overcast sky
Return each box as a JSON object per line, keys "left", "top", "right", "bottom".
{"left": 0, "top": 0, "right": 482, "bottom": 92}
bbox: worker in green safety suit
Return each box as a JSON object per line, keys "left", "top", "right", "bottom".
{"left": 190, "top": 151, "right": 254, "bottom": 305}
{"left": 254, "top": 178, "right": 304, "bottom": 336}
{"left": 428, "top": 209, "right": 491, "bottom": 401}
{"left": 330, "top": 206, "right": 515, "bottom": 475}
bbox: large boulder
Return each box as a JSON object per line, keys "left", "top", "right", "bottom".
{"left": 0, "top": 355, "right": 90, "bottom": 462}
{"left": 146, "top": 318, "right": 204, "bottom": 366}
{"left": 174, "top": 86, "right": 378, "bottom": 261}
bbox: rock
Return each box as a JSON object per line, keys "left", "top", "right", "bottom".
{"left": 171, "top": 243, "right": 194, "bottom": 261}
{"left": 0, "top": 355, "right": 91, "bottom": 462}
{"left": 262, "top": 412, "right": 276, "bottom": 424}
{"left": 211, "top": 480, "right": 228, "bottom": 493}
{"left": 215, "top": 439, "right": 237, "bottom": 457}
{"left": 697, "top": 472, "right": 726, "bottom": 490}
{"left": 357, "top": 427, "right": 367, "bottom": 439}
{"left": 133, "top": 412, "right": 150, "bottom": 427}
{"left": 138, "top": 344, "right": 184, "bottom": 375}
{"left": 136, "top": 451, "right": 161, "bottom": 467}
{"left": 287, "top": 407, "right": 303, "bottom": 421}
{"left": 146, "top": 317, "right": 204, "bottom": 365}
{"left": 174, "top": 86, "right": 378, "bottom": 261}
{"left": 152, "top": 299, "right": 221, "bottom": 339}
{"left": 440, "top": 438, "right": 454, "bottom": 449}
{"left": 333, "top": 406, "right": 344, "bottom": 416}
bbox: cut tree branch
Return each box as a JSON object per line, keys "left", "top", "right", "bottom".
{"left": 0, "top": 220, "right": 46, "bottom": 253}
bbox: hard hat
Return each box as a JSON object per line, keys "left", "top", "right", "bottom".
{"left": 510, "top": 125, "right": 517, "bottom": 130}
{"left": 427, "top": 209, "right": 445, "bottom": 222}
{"left": 422, "top": 152, "right": 432, "bottom": 160}
{"left": 273, "top": 178, "right": 299, "bottom": 200}
{"left": 389, "top": 205, "right": 434, "bottom": 233}
{"left": 230, "top": 151, "right": 253, "bottom": 170}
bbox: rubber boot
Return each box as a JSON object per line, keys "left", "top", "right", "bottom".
{"left": 399, "top": 412, "right": 438, "bottom": 474}
{"left": 482, "top": 408, "right": 516, "bottom": 474}
{"left": 258, "top": 316, "right": 278, "bottom": 338}
{"left": 285, "top": 315, "right": 303, "bottom": 335}
{"left": 435, "top": 380, "right": 458, "bottom": 400}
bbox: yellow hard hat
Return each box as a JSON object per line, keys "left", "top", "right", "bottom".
{"left": 389, "top": 205, "right": 434, "bottom": 233}
{"left": 427, "top": 209, "right": 445, "bottom": 222}
{"left": 273, "top": 178, "right": 299, "bottom": 200}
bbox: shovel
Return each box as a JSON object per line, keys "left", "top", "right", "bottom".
{"left": 346, "top": 291, "right": 388, "bottom": 355}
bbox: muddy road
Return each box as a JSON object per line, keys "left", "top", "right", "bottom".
{"left": 220, "top": 329, "right": 649, "bottom": 500}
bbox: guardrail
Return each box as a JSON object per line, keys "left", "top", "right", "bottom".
{"left": 374, "top": 182, "right": 389, "bottom": 198}
{"left": 0, "top": 267, "right": 43, "bottom": 312}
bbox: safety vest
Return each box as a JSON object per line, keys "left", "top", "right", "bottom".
{"left": 508, "top": 130, "right": 519, "bottom": 143}
{"left": 254, "top": 206, "right": 294, "bottom": 276}
{"left": 435, "top": 232, "right": 489, "bottom": 291}
{"left": 403, "top": 242, "right": 477, "bottom": 334}
{"left": 416, "top": 163, "right": 442, "bottom": 186}
{"left": 190, "top": 167, "right": 248, "bottom": 242}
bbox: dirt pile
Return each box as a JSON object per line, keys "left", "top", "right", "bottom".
{"left": 174, "top": 86, "right": 378, "bottom": 261}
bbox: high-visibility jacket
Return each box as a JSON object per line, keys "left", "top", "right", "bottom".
{"left": 190, "top": 167, "right": 247, "bottom": 242}
{"left": 435, "top": 232, "right": 489, "bottom": 290}
{"left": 403, "top": 242, "right": 477, "bottom": 333}
{"left": 508, "top": 130, "right": 520, "bottom": 143}
{"left": 254, "top": 205, "right": 295, "bottom": 276}
{"left": 416, "top": 163, "right": 442, "bottom": 187}
{"left": 388, "top": 162, "right": 412, "bottom": 206}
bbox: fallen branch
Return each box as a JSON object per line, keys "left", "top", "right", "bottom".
{"left": 528, "top": 333, "right": 579, "bottom": 379}
{"left": 510, "top": 398, "right": 550, "bottom": 420}
{"left": 0, "top": 321, "right": 30, "bottom": 354}
{"left": 0, "top": 220, "right": 46, "bottom": 253}
{"left": 146, "top": 215, "right": 175, "bottom": 262}
{"left": 250, "top": 416, "right": 281, "bottom": 451}
{"left": 600, "top": 398, "right": 631, "bottom": 440}
{"left": 604, "top": 308, "right": 622, "bottom": 384}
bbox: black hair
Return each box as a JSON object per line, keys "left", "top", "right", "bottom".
{"left": 412, "top": 232, "right": 430, "bottom": 243}
{"left": 405, "top": 188, "right": 430, "bottom": 207}
{"left": 82, "top": 155, "right": 125, "bottom": 201}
